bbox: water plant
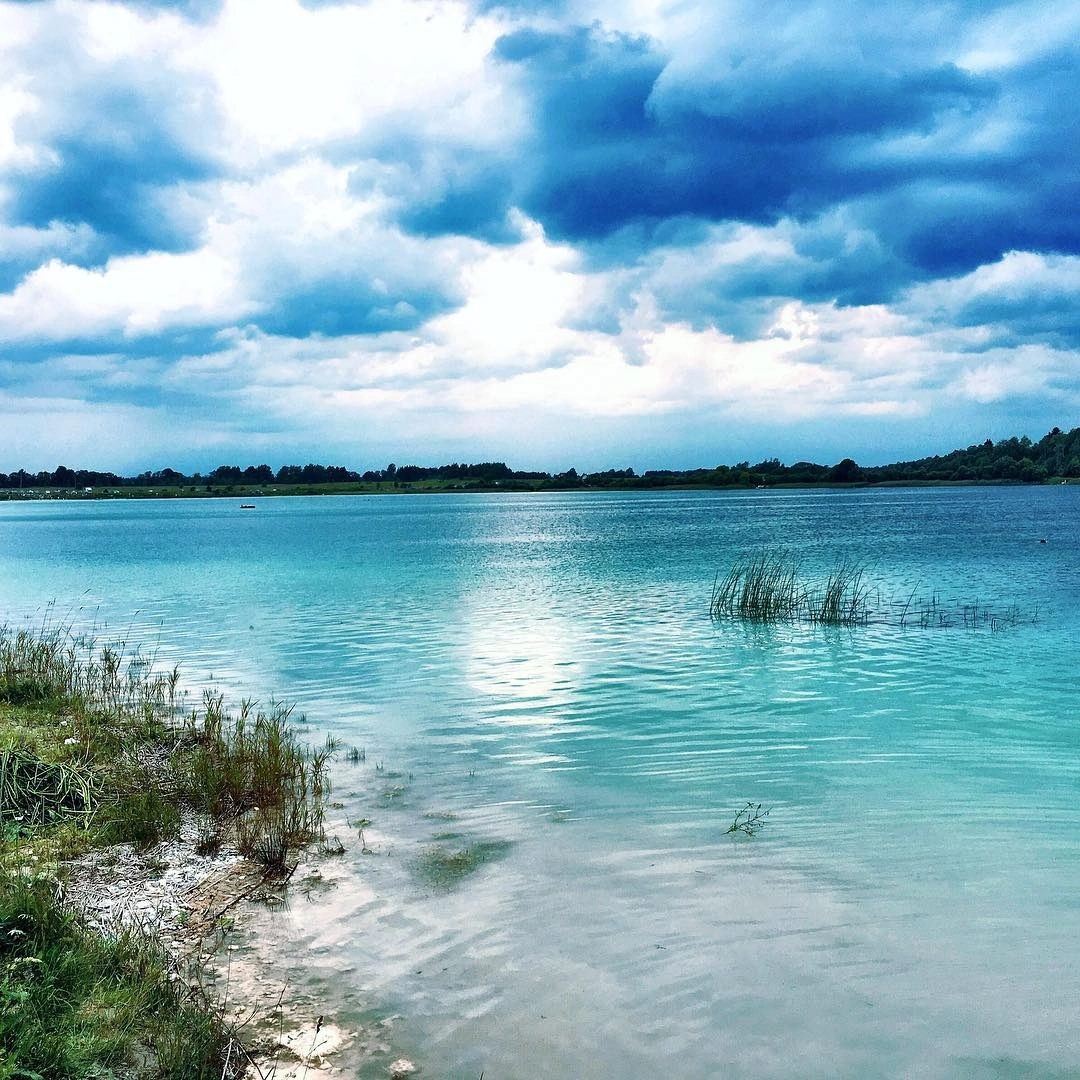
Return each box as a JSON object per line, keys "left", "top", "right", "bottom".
{"left": 413, "top": 839, "right": 513, "bottom": 890}
{"left": 711, "top": 552, "right": 872, "bottom": 625}
{"left": 725, "top": 802, "right": 771, "bottom": 836}
{"left": 811, "top": 560, "right": 870, "bottom": 626}
{"left": 712, "top": 552, "right": 1033, "bottom": 630}
{"left": 711, "top": 551, "right": 805, "bottom": 621}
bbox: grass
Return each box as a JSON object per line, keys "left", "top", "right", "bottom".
{"left": 711, "top": 552, "right": 1034, "bottom": 631}
{"left": 0, "top": 619, "right": 336, "bottom": 1078}
{"left": 711, "top": 552, "right": 870, "bottom": 626}
{"left": 182, "top": 691, "right": 336, "bottom": 873}
{"left": 711, "top": 552, "right": 804, "bottom": 621}
{"left": 0, "top": 872, "right": 237, "bottom": 1080}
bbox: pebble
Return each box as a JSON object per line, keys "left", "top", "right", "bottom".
{"left": 61, "top": 811, "right": 244, "bottom": 951}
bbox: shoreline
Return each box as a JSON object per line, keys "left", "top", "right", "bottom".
{"left": 61, "top": 818, "right": 404, "bottom": 1080}
{"left": 0, "top": 475, "right": 1069, "bottom": 506}
{"left": 0, "top": 621, "right": 398, "bottom": 1079}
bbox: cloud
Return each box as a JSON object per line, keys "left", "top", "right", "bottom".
{"left": 477, "top": 5, "right": 1080, "bottom": 302}
{"left": 487, "top": 19, "right": 991, "bottom": 250}
{"left": 902, "top": 252, "right": 1080, "bottom": 350}
{"left": 0, "top": 0, "right": 1078, "bottom": 473}
{"left": 2, "top": 5, "right": 222, "bottom": 260}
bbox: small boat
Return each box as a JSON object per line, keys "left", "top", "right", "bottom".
{"left": 240, "top": 503, "right": 256, "bottom": 509}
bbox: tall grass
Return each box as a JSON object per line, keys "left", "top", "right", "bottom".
{"left": 182, "top": 692, "right": 335, "bottom": 871}
{"left": 811, "top": 560, "right": 870, "bottom": 625}
{"left": 1, "top": 619, "right": 338, "bottom": 1077}
{"left": 1, "top": 622, "right": 334, "bottom": 867}
{"left": 711, "top": 552, "right": 870, "bottom": 626}
{"left": 711, "top": 553, "right": 1034, "bottom": 630}
{"left": 711, "top": 552, "right": 805, "bottom": 621}
{"left": 0, "top": 621, "right": 180, "bottom": 723}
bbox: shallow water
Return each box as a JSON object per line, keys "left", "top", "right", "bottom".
{"left": 2, "top": 486, "right": 1079, "bottom": 1078}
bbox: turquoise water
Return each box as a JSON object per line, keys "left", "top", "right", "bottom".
{"left": 2, "top": 487, "right": 1079, "bottom": 1078}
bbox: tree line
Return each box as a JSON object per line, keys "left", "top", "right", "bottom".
{"left": 3, "top": 427, "right": 1079, "bottom": 492}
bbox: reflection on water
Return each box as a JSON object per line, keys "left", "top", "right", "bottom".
{"left": 2, "top": 487, "right": 1080, "bottom": 1077}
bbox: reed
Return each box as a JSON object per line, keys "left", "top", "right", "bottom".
{"left": 809, "top": 559, "right": 870, "bottom": 626}
{"left": 711, "top": 554, "right": 1035, "bottom": 631}
{"left": 711, "top": 552, "right": 869, "bottom": 626}
{"left": 181, "top": 696, "right": 336, "bottom": 870}
{"left": 710, "top": 551, "right": 805, "bottom": 621}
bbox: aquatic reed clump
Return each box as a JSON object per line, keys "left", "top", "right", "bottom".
{"left": 810, "top": 560, "right": 870, "bottom": 626}
{"left": 711, "top": 553, "right": 870, "bottom": 626}
{"left": 711, "top": 556, "right": 1036, "bottom": 632}
{"left": 710, "top": 551, "right": 805, "bottom": 621}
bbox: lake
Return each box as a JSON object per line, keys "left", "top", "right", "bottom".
{"left": 2, "top": 486, "right": 1078, "bottom": 1078}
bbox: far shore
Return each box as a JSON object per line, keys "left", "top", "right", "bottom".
{"left": 0, "top": 475, "right": 1072, "bottom": 504}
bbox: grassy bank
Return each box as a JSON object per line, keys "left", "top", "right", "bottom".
{"left": 0, "top": 621, "right": 335, "bottom": 1079}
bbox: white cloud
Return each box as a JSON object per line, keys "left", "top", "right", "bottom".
{"left": 1, "top": 0, "right": 1078, "bottom": 472}
{"left": 178, "top": 0, "right": 516, "bottom": 164}
{"left": 427, "top": 214, "right": 584, "bottom": 369}
{"left": 0, "top": 248, "right": 251, "bottom": 341}
{"left": 905, "top": 251, "right": 1080, "bottom": 316}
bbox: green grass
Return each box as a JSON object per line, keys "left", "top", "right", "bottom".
{"left": 181, "top": 692, "right": 335, "bottom": 872}
{"left": 0, "top": 873, "right": 237, "bottom": 1079}
{"left": 710, "top": 553, "right": 871, "bottom": 627}
{"left": 0, "top": 620, "right": 337, "bottom": 1076}
{"left": 712, "top": 552, "right": 873, "bottom": 625}
{"left": 711, "top": 554, "right": 1035, "bottom": 632}
{"left": 811, "top": 560, "right": 870, "bottom": 625}
{"left": 710, "top": 551, "right": 805, "bottom": 621}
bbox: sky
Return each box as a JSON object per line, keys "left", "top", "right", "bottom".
{"left": 1, "top": 0, "right": 1079, "bottom": 474}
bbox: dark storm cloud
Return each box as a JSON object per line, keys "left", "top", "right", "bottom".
{"left": 641, "top": 226, "right": 907, "bottom": 340}
{"left": 364, "top": 135, "right": 519, "bottom": 243}
{"left": 490, "top": 27, "right": 991, "bottom": 240}
{"left": 473, "top": 19, "right": 1080, "bottom": 308}
{"left": 890, "top": 50, "right": 1080, "bottom": 276}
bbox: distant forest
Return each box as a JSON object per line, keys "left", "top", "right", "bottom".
{"left": 3, "top": 426, "right": 1079, "bottom": 494}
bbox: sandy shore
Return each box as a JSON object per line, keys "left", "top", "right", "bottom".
{"left": 61, "top": 817, "right": 418, "bottom": 1080}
